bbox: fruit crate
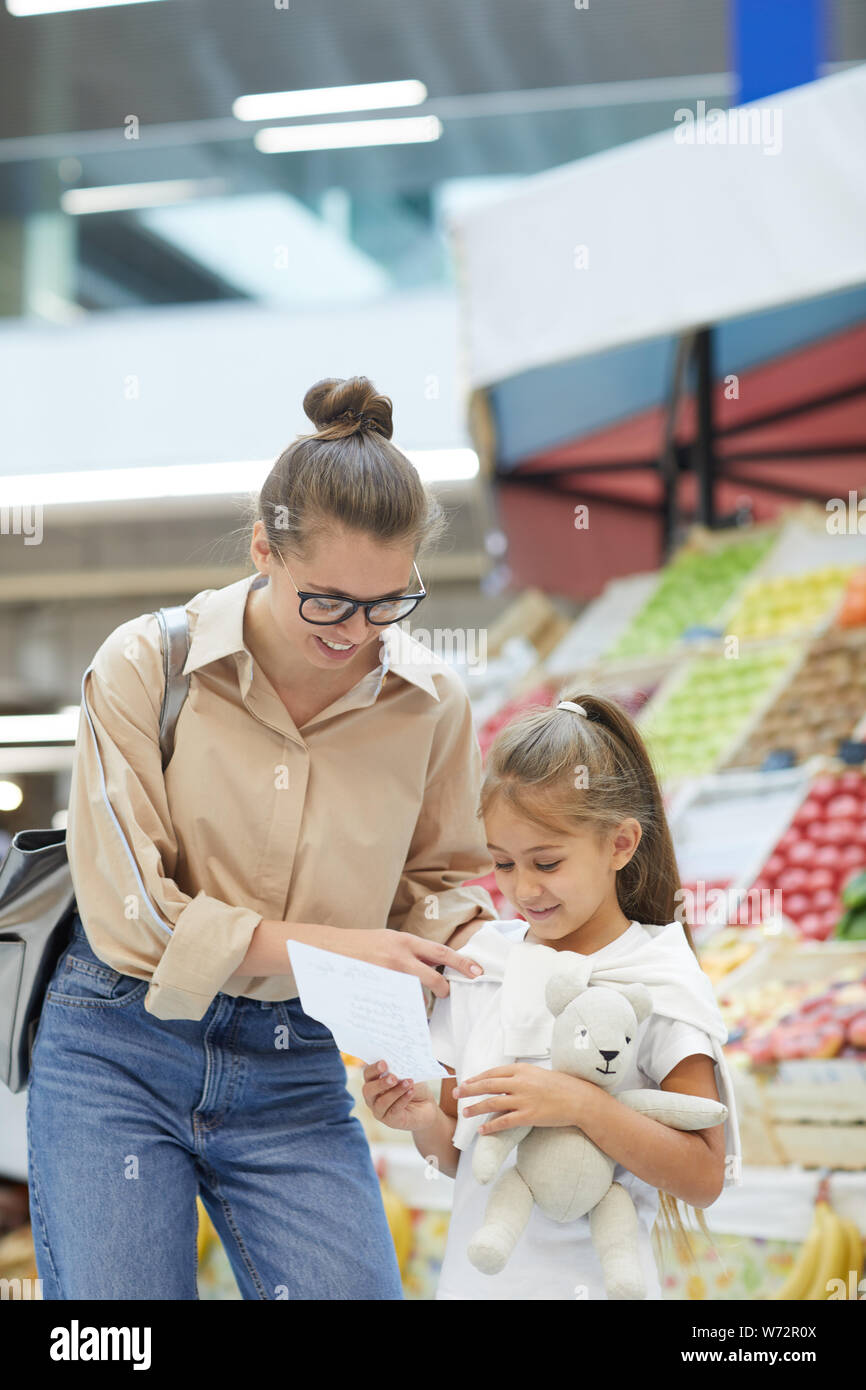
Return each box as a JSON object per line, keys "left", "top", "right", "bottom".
{"left": 709, "top": 504, "right": 866, "bottom": 648}
{"left": 721, "top": 627, "right": 866, "bottom": 770}
{"left": 733, "top": 1063, "right": 866, "bottom": 1169}
{"left": 751, "top": 504, "right": 866, "bottom": 581}
{"left": 725, "top": 758, "right": 866, "bottom": 943}
{"left": 718, "top": 562, "right": 859, "bottom": 646}
{"left": 545, "top": 571, "right": 661, "bottom": 678}
{"left": 600, "top": 522, "right": 779, "bottom": 663}
{"left": 719, "top": 940, "right": 866, "bottom": 1169}
{"left": 486, "top": 589, "right": 571, "bottom": 663}
{"left": 835, "top": 566, "right": 866, "bottom": 630}
{"left": 636, "top": 637, "right": 803, "bottom": 789}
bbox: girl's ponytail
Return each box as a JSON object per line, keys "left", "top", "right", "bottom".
{"left": 566, "top": 695, "right": 696, "bottom": 957}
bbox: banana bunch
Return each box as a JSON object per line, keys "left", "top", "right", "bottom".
{"left": 775, "top": 1192, "right": 863, "bottom": 1300}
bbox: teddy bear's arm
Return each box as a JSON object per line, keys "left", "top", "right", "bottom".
{"left": 614, "top": 1090, "right": 727, "bottom": 1131}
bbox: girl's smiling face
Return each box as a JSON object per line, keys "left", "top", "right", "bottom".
{"left": 484, "top": 800, "right": 643, "bottom": 954}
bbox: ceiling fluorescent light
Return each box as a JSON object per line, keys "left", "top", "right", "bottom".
{"left": 0, "top": 710, "right": 80, "bottom": 743}
{"left": 7, "top": 0, "right": 167, "bottom": 13}
{"left": 1, "top": 451, "right": 478, "bottom": 508}
{"left": 61, "top": 178, "right": 226, "bottom": 215}
{"left": 1, "top": 462, "right": 268, "bottom": 507}
{"left": 405, "top": 450, "right": 479, "bottom": 484}
{"left": 233, "top": 79, "right": 427, "bottom": 123}
{"left": 255, "top": 116, "right": 442, "bottom": 154}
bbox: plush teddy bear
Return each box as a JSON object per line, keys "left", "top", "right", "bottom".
{"left": 467, "top": 962, "right": 728, "bottom": 1299}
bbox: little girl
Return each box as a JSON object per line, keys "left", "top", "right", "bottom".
{"left": 363, "top": 690, "right": 740, "bottom": 1300}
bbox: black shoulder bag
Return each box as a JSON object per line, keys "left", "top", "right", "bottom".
{"left": 0, "top": 605, "right": 190, "bottom": 1093}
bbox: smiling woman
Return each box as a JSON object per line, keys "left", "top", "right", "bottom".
{"left": 26, "top": 373, "right": 498, "bottom": 1302}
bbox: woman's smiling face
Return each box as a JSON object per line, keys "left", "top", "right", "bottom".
{"left": 250, "top": 520, "right": 417, "bottom": 676}
{"left": 484, "top": 799, "right": 642, "bottom": 951}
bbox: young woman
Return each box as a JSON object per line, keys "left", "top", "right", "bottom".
{"left": 363, "top": 693, "right": 740, "bottom": 1300}
{"left": 26, "top": 376, "right": 494, "bottom": 1301}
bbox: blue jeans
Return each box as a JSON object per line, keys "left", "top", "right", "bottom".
{"left": 26, "top": 912, "right": 403, "bottom": 1300}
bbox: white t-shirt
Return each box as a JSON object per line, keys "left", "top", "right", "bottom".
{"left": 428, "top": 919, "right": 716, "bottom": 1301}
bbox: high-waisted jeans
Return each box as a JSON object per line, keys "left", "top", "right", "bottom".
{"left": 25, "top": 912, "right": 403, "bottom": 1300}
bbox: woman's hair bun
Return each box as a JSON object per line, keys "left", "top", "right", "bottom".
{"left": 303, "top": 376, "right": 394, "bottom": 440}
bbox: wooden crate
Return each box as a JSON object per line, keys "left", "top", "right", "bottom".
{"left": 486, "top": 589, "right": 567, "bottom": 661}
{"left": 722, "top": 941, "right": 866, "bottom": 1169}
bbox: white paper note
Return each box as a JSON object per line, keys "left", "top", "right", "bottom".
{"left": 286, "top": 940, "right": 451, "bottom": 1080}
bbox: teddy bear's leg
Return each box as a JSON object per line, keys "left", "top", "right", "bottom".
{"left": 472, "top": 1124, "right": 532, "bottom": 1185}
{"left": 589, "top": 1181, "right": 646, "bottom": 1300}
{"left": 467, "top": 1166, "right": 535, "bottom": 1276}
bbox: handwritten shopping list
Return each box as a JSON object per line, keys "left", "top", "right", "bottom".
{"left": 286, "top": 940, "right": 451, "bottom": 1080}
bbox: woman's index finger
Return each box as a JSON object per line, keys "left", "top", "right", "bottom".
{"left": 438, "top": 946, "right": 483, "bottom": 977}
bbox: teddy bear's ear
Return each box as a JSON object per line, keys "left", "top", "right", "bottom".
{"left": 545, "top": 960, "right": 589, "bottom": 1017}
{"left": 608, "top": 982, "right": 653, "bottom": 1024}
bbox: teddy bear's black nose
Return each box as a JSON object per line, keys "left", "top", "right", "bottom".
{"left": 600, "top": 1049, "right": 619, "bottom": 1062}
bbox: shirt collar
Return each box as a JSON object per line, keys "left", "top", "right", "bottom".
{"left": 182, "top": 571, "right": 440, "bottom": 700}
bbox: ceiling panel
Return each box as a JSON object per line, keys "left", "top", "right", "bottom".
{"left": 0, "top": 0, "right": 738, "bottom": 141}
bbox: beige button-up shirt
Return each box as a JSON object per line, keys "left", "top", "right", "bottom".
{"left": 66, "top": 570, "right": 498, "bottom": 1022}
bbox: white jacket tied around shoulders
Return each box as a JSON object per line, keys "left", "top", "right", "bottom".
{"left": 429, "top": 917, "right": 741, "bottom": 1182}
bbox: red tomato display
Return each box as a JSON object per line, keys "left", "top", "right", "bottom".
{"left": 743, "top": 769, "right": 866, "bottom": 940}
{"left": 806, "top": 868, "right": 837, "bottom": 891}
{"left": 782, "top": 893, "right": 811, "bottom": 920}
{"left": 813, "top": 845, "right": 845, "bottom": 871}
{"left": 786, "top": 840, "right": 815, "bottom": 865}
{"left": 825, "top": 794, "right": 863, "bottom": 820}
{"left": 777, "top": 867, "right": 810, "bottom": 893}
{"left": 810, "top": 888, "right": 839, "bottom": 913}
{"left": 809, "top": 775, "right": 841, "bottom": 803}
{"left": 822, "top": 819, "right": 859, "bottom": 844}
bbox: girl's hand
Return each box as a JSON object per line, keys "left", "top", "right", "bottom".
{"left": 454, "top": 1064, "right": 594, "bottom": 1135}
{"left": 361, "top": 1060, "right": 440, "bottom": 1133}
{"left": 321, "top": 927, "right": 482, "bottom": 998}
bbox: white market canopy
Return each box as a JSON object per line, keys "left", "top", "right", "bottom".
{"left": 453, "top": 64, "right": 866, "bottom": 390}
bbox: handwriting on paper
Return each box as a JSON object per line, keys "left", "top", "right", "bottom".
{"left": 286, "top": 940, "right": 451, "bottom": 1080}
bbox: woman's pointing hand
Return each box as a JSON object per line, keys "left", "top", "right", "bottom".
{"left": 317, "top": 927, "right": 483, "bottom": 996}
{"left": 238, "top": 919, "right": 484, "bottom": 995}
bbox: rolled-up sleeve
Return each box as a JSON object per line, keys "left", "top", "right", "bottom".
{"left": 66, "top": 617, "right": 263, "bottom": 1022}
{"left": 386, "top": 672, "right": 498, "bottom": 944}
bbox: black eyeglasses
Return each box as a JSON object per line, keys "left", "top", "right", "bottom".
{"left": 273, "top": 548, "right": 427, "bottom": 625}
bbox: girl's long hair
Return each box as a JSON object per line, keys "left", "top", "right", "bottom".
{"left": 480, "top": 687, "right": 718, "bottom": 1268}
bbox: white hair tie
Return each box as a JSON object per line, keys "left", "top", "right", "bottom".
{"left": 556, "top": 700, "right": 587, "bottom": 715}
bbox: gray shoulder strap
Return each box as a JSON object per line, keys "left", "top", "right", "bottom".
{"left": 154, "top": 605, "right": 191, "bottom": 771}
